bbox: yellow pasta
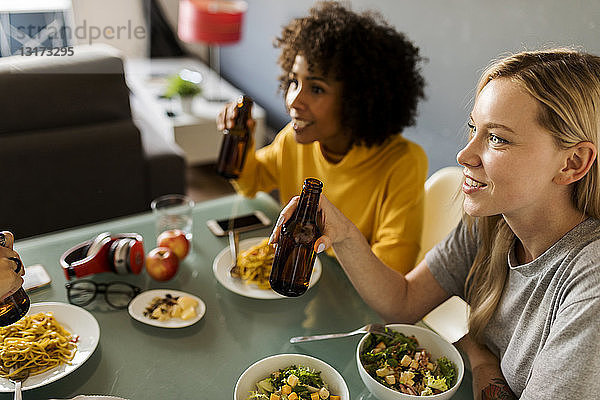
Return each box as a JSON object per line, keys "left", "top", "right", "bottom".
{"left": 236, "top": 239, "right": 276, "bottom": 290}
{"left": 0, "top": 312, "right": 78, "bottom": 379}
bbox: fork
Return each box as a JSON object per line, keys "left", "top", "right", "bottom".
{"left": 228, "top": 230, "right": 240, "bottom": 278}
{"left": 9, "top": 368, "right": 29, "bottom": 400}
{"left": 289, "top": 323, "right": 392, "bottom": 343}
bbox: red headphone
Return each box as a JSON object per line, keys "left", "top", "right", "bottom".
{"left": 60, "top": 232, "right": 145, "bottom": 280}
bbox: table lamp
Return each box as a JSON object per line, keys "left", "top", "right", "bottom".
{"left": 177, "top": 0, "right": 248, "bottom": 102}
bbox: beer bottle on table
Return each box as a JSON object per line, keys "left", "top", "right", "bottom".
{"left": 216, "top": 95, "right": 253, "bottom": 179}
{"left": 270, "top": 178, "right": 323, "bottom": 297}
{"left": 0, "top": 233, "right": 30, "bottom": 326}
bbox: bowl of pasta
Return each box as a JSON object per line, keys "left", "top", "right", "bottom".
{"left": 212, "top": 237, "right": 322, "bottom": 299}
{"left": 234, "top": 353, "right": 349, "bottom": 400}
{"left": 356, "top": 324, "right": 464, "bottom": 400}
{"left": 0, "top": 302, "right": 100, "bottom": 391}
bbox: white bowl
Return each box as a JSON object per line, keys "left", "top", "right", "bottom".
{"left": 234, "top": 353, "right": 350, "bottom": 400}
{"left": 356, "top": 324, "right": 464, "bottom": 400}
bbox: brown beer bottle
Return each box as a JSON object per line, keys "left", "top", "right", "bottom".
{"left": 216, "top": 95, "right": 253, "bottom": 179}
{"left": 270, "top": 178, "right": 323, "bottom": 297}
{"left": 0, "top": 233, "right": 30, "bottom": 326}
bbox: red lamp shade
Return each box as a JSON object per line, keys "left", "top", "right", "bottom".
{"left": 178, "top": 0, "right": 248, "bottom": 45}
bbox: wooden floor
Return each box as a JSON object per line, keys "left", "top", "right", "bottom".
{"left": 185, "top": 163, "right": 236, "bottom": 202}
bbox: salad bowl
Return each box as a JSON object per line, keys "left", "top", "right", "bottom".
{"left": 356, "top": 324, "right": 464, "bottom": 400}
{"left": 234, "top": 353, "right": 349, "bottom": 400}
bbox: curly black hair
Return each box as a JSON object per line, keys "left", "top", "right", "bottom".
{"left": 274, "top": 1, "right": 426, "bottom": 147}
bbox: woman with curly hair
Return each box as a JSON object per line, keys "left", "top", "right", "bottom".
{"left": 218, "top": 1, "right": 427, "bottom": 273}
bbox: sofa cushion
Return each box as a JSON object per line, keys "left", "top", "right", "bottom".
{"left": 0, "top": 119, "right": 147, "bottom": 238}
{"left": 0, "top": 45, "right": 132, "bottom": 134}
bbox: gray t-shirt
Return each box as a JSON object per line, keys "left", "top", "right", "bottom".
{"left": 426, "top": 217, "right": 600, "bottom": 399}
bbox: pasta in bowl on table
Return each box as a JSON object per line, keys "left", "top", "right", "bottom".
{"left": 213, "top": 237, "right": 322, "bottom": 299}
{"left": 0, "top": 312, "right": 78, "bottom": 379}
{"left": 0, "top": 302, "right": 99, "bottom": 392}
{"left": 233, "top": 238, "right": 276, "bottom": 289}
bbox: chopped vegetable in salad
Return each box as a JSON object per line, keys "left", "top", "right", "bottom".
{"left": 359, "top": 328, "right": 457, "bottom": 396}
{"left": 246, "top": 365, "right": 341, "bottom": 400}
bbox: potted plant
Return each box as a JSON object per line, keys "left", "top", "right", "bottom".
{"left": 164, "top": 73, "right": 202, "bottom": 114}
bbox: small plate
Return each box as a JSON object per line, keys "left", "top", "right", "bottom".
{"left": 212, "top": 236, "right": 322, "bottom": 299}
{"left": 0, "top": 302, "right": 100, "bottom": 392}
{"left": 128, "top": 289, "right": 206, "bottom": 328}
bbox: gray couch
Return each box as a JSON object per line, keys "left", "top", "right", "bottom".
{"left": 0, "top": 44, "right": 186, "bottom": 239}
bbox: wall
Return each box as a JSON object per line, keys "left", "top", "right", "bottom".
{"left": 70, "top": 0, "right": 207, "bottom": 59}
{"left": 71, "top": 0, "right": 149, "bottom": 57}
{"left": 217, "top": 0, "right": 600, "bottom": 175}
{"left": 157, "top": 0, "right": 208, "bottom": 58}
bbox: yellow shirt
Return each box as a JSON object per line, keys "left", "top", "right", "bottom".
{"left": 232, "top": 123, "right": 427, "bottom": 274}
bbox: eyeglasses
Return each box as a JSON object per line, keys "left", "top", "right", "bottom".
{"left": 65, "top": 280, "right": 141, "bottom": 309}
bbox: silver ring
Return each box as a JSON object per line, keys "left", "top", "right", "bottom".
{"left": 0, "top": 233, "right": 6, "bottom": 248}
{"left": 8, "top": 257, "right": 22, "bottom": 274}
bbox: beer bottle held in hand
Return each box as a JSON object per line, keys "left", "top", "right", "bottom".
{"left": 216, "top": 95, "right": 253, "bottom": 179}
{"left": 270, "top": 178, "right": 323, "bottom": 297}
{"left": 0, "top": 233, "right": 30, "bottom": 326}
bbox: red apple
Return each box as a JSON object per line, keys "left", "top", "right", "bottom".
{"left": 157, "top": 229, "right": 190, "bottom": 260}
{"left": 145, "top": 247, "right": 179, "bottom": 281}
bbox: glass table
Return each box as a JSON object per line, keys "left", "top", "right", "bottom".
{"left": 3, "top": 193, "right": 473, "bottom": 399}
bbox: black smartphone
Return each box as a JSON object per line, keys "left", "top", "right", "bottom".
{"left": 206, "top": 211, "right": 271, "bottom": 236}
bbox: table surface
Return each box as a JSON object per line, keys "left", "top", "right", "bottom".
{"left": 4, "top": 193, "right": 472, "bottom": 399}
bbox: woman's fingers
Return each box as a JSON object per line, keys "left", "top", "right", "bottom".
{"left": 269, "top": 196, "right": 300, "bottom": 244}
{"left": 0, "top": 232, "right": 24, "bottom": 276}
{"left": 0, "top": 231, "right": 14, "bottom": 249}
{"left": 216, "top": 108, "right": 226, "bottom": 131}
{"left": 225, "top": 103, "right": 234, "bottom": 129}
{"left": 314, "top": 236, "right": 332, "bottom": 254}
{"left": 0, "top": 272, "right": 24, "bottom": 300}
{"left": 269, "top": 192, "right": 354, "bottom": 254}
{"left": 0, "top": 250, "right": 24, "bottom": 276}
{"left": 269, "top": 193, "right": 347, "bottom": 252}
{"left": 0, "top": 231, "right": 24, "bottom": 299}
{"left": 0, "top": 280, "right": 23, "bottom": 301}
{"left": 217, "top": 102, "right": 256, "bottom": 133}
{"left": 0, "top": 257, "right": 24, "bottom": 300}
{"left": 247, "top": 117, "right": 256, "bottom": 132}
{"left": 216, "top": 102, "right": 237, "bottom": 130}
{"left": 8, "top": 257, "right": 23, "bottom": 275}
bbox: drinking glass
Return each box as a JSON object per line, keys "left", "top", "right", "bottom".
{"left": 151, "top": 194, "right": 195, "bottom": 241}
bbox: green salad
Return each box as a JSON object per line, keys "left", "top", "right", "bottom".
{"left": 246, "top": 365, "right": 340, "bottom": 400}
{"left": 359, "top": 328, "right": 457, "bottom": 396}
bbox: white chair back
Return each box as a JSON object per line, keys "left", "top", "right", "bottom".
{"left": 417, "top": 166, "right": 470, "bottom": 343}
{"left": 417, "top": 166, "right": 464, "bottom": 263}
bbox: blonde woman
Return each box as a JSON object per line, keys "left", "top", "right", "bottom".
{"left": 271, "top": 48, "right": 600, "bottom": 399}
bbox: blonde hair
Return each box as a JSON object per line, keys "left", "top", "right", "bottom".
{"left": 464, "top": 48, "right": 600, "bottom": 340}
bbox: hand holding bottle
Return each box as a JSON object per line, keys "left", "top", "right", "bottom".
{"left": 269, "top": 189, "right": 361, "bottom": 261}
{"left": 215, "top": 95, "right": 254, "bottom": 179}
{"left": 0, "top": 231, "right": 25, "bottom": 300}
{"left": 216, "top": 98, "right": 256, "bottom": 133}
{"left": 268, "top": 178, "right": 323, "bottom": 296}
